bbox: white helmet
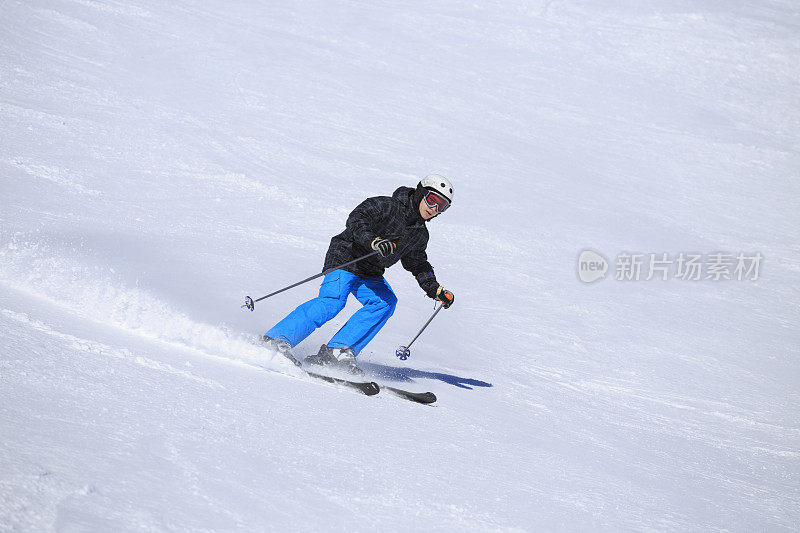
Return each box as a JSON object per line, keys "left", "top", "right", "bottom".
{"left": 418, "top": 173, "right": 454, "bottom": 203}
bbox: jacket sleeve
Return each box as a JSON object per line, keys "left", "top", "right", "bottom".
{"left": 401, "top": 237, "right": 439, "bottom": 296}
{"left": 345, "top": 196, "right": 391, "bottom": 249}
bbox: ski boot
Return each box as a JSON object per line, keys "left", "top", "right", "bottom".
{"left": 262, "top": 335, "right": 302, "bottom": 367}
{"left": 305, "top": 344, "right": 364, "bottom": 376}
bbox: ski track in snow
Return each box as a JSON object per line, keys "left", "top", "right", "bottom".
{"left": 2, "top": 0, "right": 799, "bottom": 530}
{"left": 1, "top": 308, "right": 224, "bottom": 390}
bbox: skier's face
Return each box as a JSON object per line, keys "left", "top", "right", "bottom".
{"left": 419, "top": 199, "right": 438, "bottom": 219}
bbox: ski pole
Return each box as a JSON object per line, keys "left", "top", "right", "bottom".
{"left": 395, "top": 303, "right": 445, "bottom": 360}
{"left": 242, "top": 250, "right": 380, "bottom": 311}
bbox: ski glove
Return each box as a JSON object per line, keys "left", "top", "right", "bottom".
{"left": 371, "top": 237, "right": 396, "bottom": 257}
{"left": 427, "top": 285, "right": 454, "bottom": 309}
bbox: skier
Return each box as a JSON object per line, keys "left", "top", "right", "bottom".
{"left": 262, "top": 174, "right": 456, "bottom": 375}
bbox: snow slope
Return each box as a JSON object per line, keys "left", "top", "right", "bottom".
{"left": 2, "top": 0, "right": 799, "bottom": 530}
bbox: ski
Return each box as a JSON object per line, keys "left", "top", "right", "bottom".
{"left": 268, "top": 343, "right": 434, "bottom": 403}
{"left": 304, "top": 370, "right": 380, "bottom": 396}
{"left": 381, "top": 386, "right": 437, "bottom": 404}
{"left": 269, "top": 345, "right": 380, "bottom": 396}
{"left": 305, "top": 370, "right": 436, "bottom": 403}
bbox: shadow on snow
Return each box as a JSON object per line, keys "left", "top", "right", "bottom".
{"left": 360, "top": 362, "right": 492, "bottom": 390}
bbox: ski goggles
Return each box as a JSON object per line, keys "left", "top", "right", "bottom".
{"left": 423, "top": 190, "right": 451, "bottom": 213}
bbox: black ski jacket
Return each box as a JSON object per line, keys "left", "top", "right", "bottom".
{"left": 323, "top": 186, "right": 439, "bottom": 296}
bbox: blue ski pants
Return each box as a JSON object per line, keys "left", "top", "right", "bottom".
{"left": 265, "top": 270, "right": 397, "bottom": 355}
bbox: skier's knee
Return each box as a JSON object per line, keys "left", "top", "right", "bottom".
{"left": 383, "top": 292, "right": 398, "bottom": 316}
